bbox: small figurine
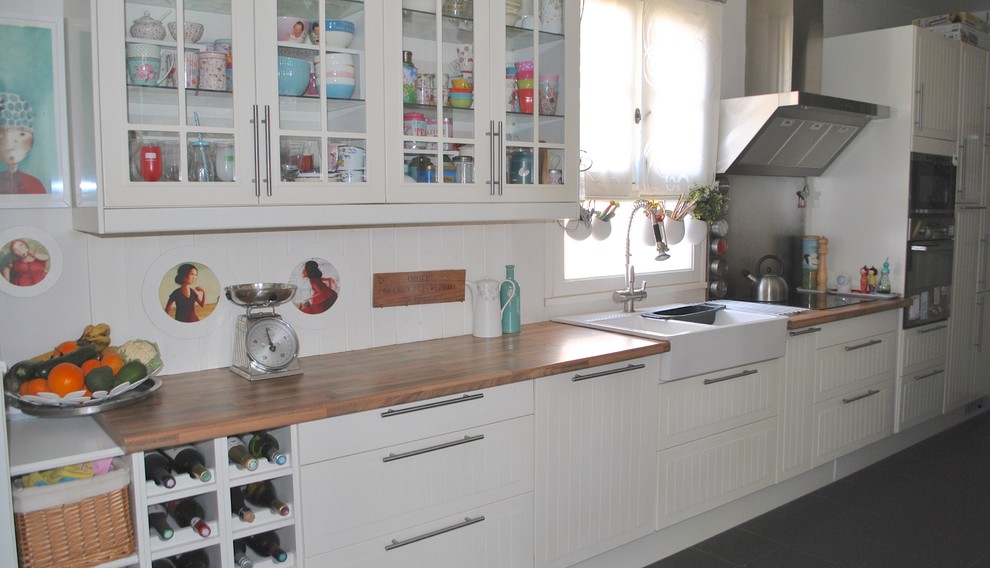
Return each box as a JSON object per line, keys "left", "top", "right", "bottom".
{"left": 868, "top": 266, "right": 878, "bottom": 293}
{"left": 860, "top": 265, "right": 869, "bottom": 293}
{"left": 286, "top": 20, "right": 310, "bottom": 43}
{"left": 310, "top": 21, "right": 320, "bottom": 44}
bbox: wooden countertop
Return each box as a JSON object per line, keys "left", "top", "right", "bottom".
{"left": 95, "top": 322, "right": 668, "bottom": 453}
{"left": 786, "top": 296, "right": 911, "bottom": 329}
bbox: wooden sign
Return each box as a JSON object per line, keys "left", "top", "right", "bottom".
{"left": 373, "top": 269, "right": 466, "bottom": 308}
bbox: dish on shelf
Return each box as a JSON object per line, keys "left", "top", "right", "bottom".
{"left": 5, "top": 364, "right": 163, "bottom": 408}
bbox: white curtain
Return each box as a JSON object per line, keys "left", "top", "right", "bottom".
{"left": 580, "top": 0, "right": 722, "bottom": 198}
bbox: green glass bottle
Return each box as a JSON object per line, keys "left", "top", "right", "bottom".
{"left": 500, "top": 265, "right": 520, "bottom": 334}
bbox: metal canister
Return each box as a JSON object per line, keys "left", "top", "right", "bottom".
{"left": 709, "top": 258, "right": 727, "bottom": 278}
{"left": 509, "top": 150, "right": 533, "bottom": 184}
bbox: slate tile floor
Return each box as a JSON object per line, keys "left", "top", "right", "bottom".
{"left": 646, "top": 411, "right": 990, "bottom": 568}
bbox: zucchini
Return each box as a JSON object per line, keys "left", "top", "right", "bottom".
{"left": 3, "top": 345, "right": 101, "bottom": 392}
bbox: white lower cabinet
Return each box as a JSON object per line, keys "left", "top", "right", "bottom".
{"left": 656, "top": 358, "right": 780, "bottom": 528}
{"left": 811, "top": 312, "right": 897, "bottom": 466}
{"left": 534, "top": 357, "right": 661, "bottom": 568}
{"left": 307, "top": 493, "right": 534, "bottom": 568}
{"left": 298, "top": 381, "right": 534, "bottom": 567}
{"left": 897, "top": 322, "right": 949, "bottom": 431}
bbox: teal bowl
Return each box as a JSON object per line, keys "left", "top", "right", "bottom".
{"left": 278, "top": 56, "right": 310, "bottom": 96}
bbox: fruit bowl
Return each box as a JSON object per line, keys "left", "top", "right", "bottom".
{"left": 5, "top": 363, "right": 163, "bottom": 408}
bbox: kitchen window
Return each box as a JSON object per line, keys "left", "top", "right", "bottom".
{"left": 548, "top": 0, "right": 721, "bottom": 300}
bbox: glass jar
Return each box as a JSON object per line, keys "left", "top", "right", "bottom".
{"left": 188, "top": 140, "right": 215, "bottom": 182}
{"left": 452, "top": 155, "right": 474, "bottom": 183}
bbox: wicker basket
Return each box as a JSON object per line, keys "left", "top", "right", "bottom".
{"left": 13, "top": 457, "right": 135, "bottom": 568}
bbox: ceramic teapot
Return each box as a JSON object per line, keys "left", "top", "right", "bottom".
{"left": 466, "top": 278, "right": 517, "bottom": 338}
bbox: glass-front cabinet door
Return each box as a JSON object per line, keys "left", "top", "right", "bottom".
{"left": 104, "top": 0, "right": 256, "bottom": 206}
{"left": 498, "top": 0, "right": 575, "bottom": 203}
{"left": 385, "top": 0, "right": 575, "bottom": 204}
{"left": 256, "top": 0, "right": 385, "bottom": 205}
{"left": 385, "top": 0, "right": 493, "bottom": 203}
{"left": 100, "top": 0, "right": 384, "bottom": 209}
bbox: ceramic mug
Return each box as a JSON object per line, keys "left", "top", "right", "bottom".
{"left": 159, "top": 48, "right": 178, "bottom": 87}
{"left": 456, "top": 44, "right": 474, "bottom": 72}
{"left": 127, "top": 56, "right": 161, "bottom": 86}
{"left": 183, "top": 49, "right": 200, "bottom": 89}
{"left": 540, "top": 0, "right": 563, "bottom": 33}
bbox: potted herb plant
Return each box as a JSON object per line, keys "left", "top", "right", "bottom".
{"left": 687, "top": 182, "right": 728, "bottom": 224}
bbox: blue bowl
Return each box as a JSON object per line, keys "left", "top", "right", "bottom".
{"left": 278, "top": 56, "right": 311, "bottom": 96}
{"left": 325, "top": 19, "right": 355, "bottom": 32}
{"left": 325, "top": 83, "right": 355, "bottom": 99}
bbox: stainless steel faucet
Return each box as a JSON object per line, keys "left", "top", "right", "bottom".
{"left": 612, "top": 200, "right": 667, "bottom": 312}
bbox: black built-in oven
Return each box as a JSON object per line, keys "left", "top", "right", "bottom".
{"left": 904, "top": 153, "right": 956, "bottom": 329}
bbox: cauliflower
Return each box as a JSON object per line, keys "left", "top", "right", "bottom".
{"left": 117, "top": 339, "right": 162, "bottom": 371}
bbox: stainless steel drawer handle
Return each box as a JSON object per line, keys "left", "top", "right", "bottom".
{"left": 917, "top": 325, "right": 948, "bottom": 334}
{"left": 842, "top": 389, "right": 880, "bottom": 404}
{"left": 385, "top": 515, "right": 485, "bottom": 551}
{"left": 383, "top": 434, "right": 484, "bottom": 463}
{"left": 844, "top": 339, "right": 882, "bottom": 352}
{"left": 572, "top": 363, "right": 646, "bottom": 382}
{"left": 914, "top": 369, "right": 943, "bottom": 381}
{"left": 704, "top": 369, "right": 758, "bottom": 385}
{"left": 381, "top": 393, "right": 484, "bottom": 417}
{"left": 789, "top": 327, "right": 822, "bottom": 336}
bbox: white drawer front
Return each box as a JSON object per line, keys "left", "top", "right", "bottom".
{"left": 298, "top": 381, "right": 533, "bottom": 464}
{"left": 813, "top": 380, "right": 894, "bottom": 465}
{"left": 301, "top": 416, "right": 533, "bottom": 556}
{"left": 659, "top": 359, "right": 779, "bottom": 450}
{"left": 816, "top": 331, "right": 896, "bottom": 401}
{"left": 815, "top": 310, "right": 898, "bottom": 348}
{"left": 657, "top": 417, "right": 777, "bottom": 529}
{"left": 305, "top": 493, "right": 534, "bottom": 568}
{"left": 901, "top": 323, "right": 949, "bottom": 374}
{"left": 898, "top": 367, "right": 946, "bottom": 431}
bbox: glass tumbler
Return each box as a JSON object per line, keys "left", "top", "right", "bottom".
{"left": 188, "top": 140, "right": 216, "bottom": 182}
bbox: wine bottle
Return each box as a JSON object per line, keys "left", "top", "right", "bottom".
{"left": 175, "top": 548, "right": 210, "bottom": 568}
{"left": 230, "top": 486, "right": 256, "bottom": 523}
{"left": 148, "top": 503, "right": 174, "bottom": 540}
{"left": 244, "top": 480, "right": 290, "bottom": 516}
{"left": 151, "top": 558, "right": 179, "bottom": 568}
{"left": 145, "top": 452, "right": 176, "bottom": 488}
{"left": 166, "top": 499, "right": 212, "bottom": 537}
{"left": 233, "top": 539, "right": 255, "bottom": 568}
{"left": 160, "top": 446, "right": 212, "bottom": 482}
{"left": 243, "top": 432, "right": 287, "bottom": 465}
{"left": 227, "top": 437, "right": 259, "bottom": 471}
{"left": 245, "top": 531, "right": 288, "bottom": 563}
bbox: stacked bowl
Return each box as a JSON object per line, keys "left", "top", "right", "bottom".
{"left": 168, "top": 20, "right": 204, "bottom": 43}
{"left": 278, "top": 56, "right": 311, "bottom": 96}
{"left": 449, "top": 87, "right": 473, "bottom": 108}
{"left": 324, "top": 52, "right": 355, "bottom": 99}
{"left": 515, "top": 60, "right": 535, "bottom": 113}
{"left": 324, "top": 19, "right": 355, "bottom": 48}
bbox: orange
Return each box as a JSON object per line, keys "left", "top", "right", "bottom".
{"left": 54, "top": 340, "right": 79, "bottom": 356}
{"left": 80, "top": 359, "right": 103, "bottom": 375}
{"left": 18, "top": 382, "right": 27, "bottom": 395}
{"left": 23, "top": 378, "right": 50, "bottom": 396}
{"left": 47, "top": 363, "right": 85, "bottom": 397}
{"left": 101, "top": 354, "right": 125, "bottom": 376}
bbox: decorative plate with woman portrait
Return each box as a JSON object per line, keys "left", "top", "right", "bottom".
{"left": 0, "top": 226, "right": 61, "bottom": 297}
{"left": 278, "top": 243, "right": 350, "bottom": 329}
{"left": 142, "top": 247, "right": 230, "bottom": 338}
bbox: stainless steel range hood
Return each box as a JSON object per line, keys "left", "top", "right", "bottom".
{"left": 716, "top": 0, "right": 889, "bottom": 177}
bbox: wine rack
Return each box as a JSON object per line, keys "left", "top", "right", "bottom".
{"left": 131, "top": 426, "right": 301, "bottom": 567}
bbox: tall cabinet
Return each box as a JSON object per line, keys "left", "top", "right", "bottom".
{"left": 64, "top": 0, "right": 579, "bottom": 234}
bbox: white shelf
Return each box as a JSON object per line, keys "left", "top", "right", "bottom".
{"left": 7, "top": 416, "right": 123, "bottom": 476}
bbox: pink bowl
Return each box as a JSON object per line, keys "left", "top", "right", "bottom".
{"left": 515, "top": 69, "right": 534, "bottom": 80}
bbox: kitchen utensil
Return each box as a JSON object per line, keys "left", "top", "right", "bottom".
{"left": 742, "top": 254, "right": 790, "bottom": 302}
{"left": 224, "top": 283, "right": 302, "bottom": 381}
{"left": 466, "top": 278, "right": 516, "bottom": 338}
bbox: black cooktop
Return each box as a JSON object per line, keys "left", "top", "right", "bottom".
{"left": 785, "top": 291, "right": 873, "bottom": 310}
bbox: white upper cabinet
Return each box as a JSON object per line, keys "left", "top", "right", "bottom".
{"left": 65, "top": 0, "right": 579, "bottom": 234}
{"left": 956, "top": 43, "right": 987, "bottom": 205}
{"left": 913, "top": 29, "right": 960, "bottom": 143}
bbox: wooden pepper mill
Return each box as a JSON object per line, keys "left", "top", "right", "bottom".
{"left": 816, "top": 236, "right": 829, "bottom": 291}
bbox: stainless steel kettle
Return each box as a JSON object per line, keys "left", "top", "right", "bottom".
{"left": 742, "top": 255, "right": 789, "bottom": 302}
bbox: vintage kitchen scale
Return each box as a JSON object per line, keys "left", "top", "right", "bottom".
{"left": 225, "top": 283, "right": 303, "bottom": 381}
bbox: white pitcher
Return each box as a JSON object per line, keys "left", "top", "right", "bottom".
{"left": 466, "top": 278, "right": 517, "bottom": 338}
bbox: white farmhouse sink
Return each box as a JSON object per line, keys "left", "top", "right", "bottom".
{"left": 552, "top": 303, "right": 789, "bottom": 381}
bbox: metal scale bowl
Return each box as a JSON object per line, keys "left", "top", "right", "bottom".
{"left": 224, "top": 282, "right": 302, "bottom": 381}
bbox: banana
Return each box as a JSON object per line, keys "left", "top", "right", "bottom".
{"left": 77, "top": 323, "right": 112, "bottom": 353}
